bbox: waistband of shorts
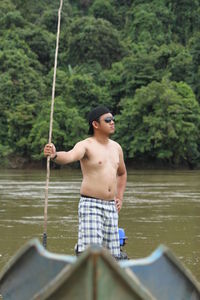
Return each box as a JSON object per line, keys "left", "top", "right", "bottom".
{"left": 80, "top": 194, "right": 115, "bottom": 203}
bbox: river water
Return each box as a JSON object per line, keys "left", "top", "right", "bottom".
{"left": 0, "top": 168, "right": 200, "bottom": 282}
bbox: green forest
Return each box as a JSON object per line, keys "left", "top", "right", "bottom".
{"left": 1, "top": 0, "right": 200, "bottom": 168}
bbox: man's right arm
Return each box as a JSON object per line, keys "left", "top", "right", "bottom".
{"left": 44, "top": 141, "right": 86, "bottom": 165}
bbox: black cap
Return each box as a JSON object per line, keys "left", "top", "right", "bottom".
{"left": 88, "top": 106, "right": 110, "bottom": 135}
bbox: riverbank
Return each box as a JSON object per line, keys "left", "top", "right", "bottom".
{"left": 1, "top": 155, "right": 198, "bottom": 170}
{"left": 0, "top": 155, "right": 80, "bottom": 170}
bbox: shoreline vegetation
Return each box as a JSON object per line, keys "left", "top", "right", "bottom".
{"left": 1, "top": 1, "right": 200, "bottom": 169}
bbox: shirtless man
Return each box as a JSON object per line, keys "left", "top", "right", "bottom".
{"left": 44, "top": 106, "right": 127, "bottom": 258}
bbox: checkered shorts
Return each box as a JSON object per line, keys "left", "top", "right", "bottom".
{"left": 77, "top": 196, "right": 120, "bottom": 258}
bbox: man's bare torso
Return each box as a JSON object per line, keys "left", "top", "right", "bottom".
{"left": 80, "top": 137, "right": 120, "bottom": 200}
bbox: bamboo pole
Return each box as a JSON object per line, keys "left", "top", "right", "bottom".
{"left": 43, "top": 0, "right": 63, "bottom": 248}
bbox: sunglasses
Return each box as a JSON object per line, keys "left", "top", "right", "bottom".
{"left": 104, "top": 116, "right": 115, "bottom": 123}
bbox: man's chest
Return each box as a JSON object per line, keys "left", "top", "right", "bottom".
{"left": 84, "top": 145, "right": 119, "bottom": 170}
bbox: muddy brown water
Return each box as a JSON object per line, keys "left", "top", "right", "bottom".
{"left": 0, "top": 169, "right": 199, "bottom": 281}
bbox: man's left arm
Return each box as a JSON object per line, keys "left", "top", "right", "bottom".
{"left": 115, "top": 145, "right": 127, "bottom": 212}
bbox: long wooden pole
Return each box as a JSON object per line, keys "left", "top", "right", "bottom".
{"left": 43, "top": 0, "right": 63, "bottom": 248}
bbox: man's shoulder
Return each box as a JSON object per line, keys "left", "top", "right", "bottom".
{"left": 76, "top": 137, "right": 94, "bottom": 148}
{"left": 83, "top": 137, "right": 94, "bottom": 144}
{"left": 109, "top": 139, "right": 122, "bottom": 149}
{"left": 76, "top": 137, "right": 92, "bottom": 144}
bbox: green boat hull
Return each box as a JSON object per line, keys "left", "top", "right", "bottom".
{"left": 0, "top": 240, "right": 153, "bottom": 300}
{"left": 1, "top": 239, "right": 200, "bottom": 300}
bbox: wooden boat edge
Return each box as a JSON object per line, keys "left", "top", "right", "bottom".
{"left": 0, "top": 238, "right": 76, "bottom": 283}
{"left": 34, "top": 244, "right": 156, "bottom": 300}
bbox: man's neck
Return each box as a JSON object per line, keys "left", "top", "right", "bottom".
{"left": 93, "top": 132, "right": 110, "bottom": 144}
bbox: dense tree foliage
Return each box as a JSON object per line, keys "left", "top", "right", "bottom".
{"left": 115, "top": 80, "right": 200, "bottom": 167}
{"left": 1, "top": 0, "right": 200, "bottom": 168}
{"left": 63, "top": 16, "right": 126, "bottom": 68}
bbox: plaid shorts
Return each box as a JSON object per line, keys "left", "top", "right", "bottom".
{"left": 77, "top": 196, "right": 120, "bottom": 258}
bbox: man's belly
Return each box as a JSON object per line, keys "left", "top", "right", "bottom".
{"left": 80, "top": 176, "right": 117, "bottom": 201}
